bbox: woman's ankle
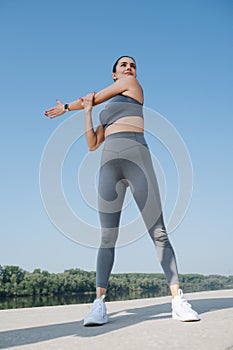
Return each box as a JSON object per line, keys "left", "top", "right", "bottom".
{"left": 169, "top": 284, "right": 180, "bottom": 298}
{"left": 96, "top": 287, "right": 107, "bottom": 299}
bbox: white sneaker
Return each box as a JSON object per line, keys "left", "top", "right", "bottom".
{"left": 172, "top": 289, "right": 200, "bottom": 322}
{"left": 83, "top": 295, "right": 108, "bottom": 326}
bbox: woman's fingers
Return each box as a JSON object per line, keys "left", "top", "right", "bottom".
{"left": 44, "top": 100, "right": 64, "bottom": 117}
{"left": 80, "top": 93, "right": 95, "bottom": 112}
{"left": 45, "top": 108, "right": 56, "bottom": 117}
{"left": 87, "top": 92, "right": 95, "bottom": 100}
{"left": 82, "top": 93, "right": 95, "bottom": 104}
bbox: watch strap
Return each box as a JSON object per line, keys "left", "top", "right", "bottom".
{"left": 64, "top": 103, "right": 70, "bottom": 112}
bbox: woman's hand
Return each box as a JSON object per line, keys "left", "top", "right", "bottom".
{"left": 44, "top": 100, "right": 66, "bottom": 118}
{"left": 81, "top": 93, "right": 95, "bottom": 112}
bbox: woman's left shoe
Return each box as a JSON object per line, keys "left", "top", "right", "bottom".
{"left": 83, "top": 295, "right": 108, "bottom": 326}
{"left": 172, "top": 289, "right": 200, "bottom": 322}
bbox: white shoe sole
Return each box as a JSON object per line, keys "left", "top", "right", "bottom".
{"left": 172, "top": 311, "right": 200, "bottom": 322}
{"left": 83, "top": 316, "right": 108, "bottom": 327}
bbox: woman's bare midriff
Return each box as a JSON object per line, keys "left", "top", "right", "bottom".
{"left": 104, "top": 116, "right": 144, "bottom": 137}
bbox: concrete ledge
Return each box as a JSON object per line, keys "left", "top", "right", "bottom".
{"left": 0, "top": 289, "right": 233, "bottom": 350}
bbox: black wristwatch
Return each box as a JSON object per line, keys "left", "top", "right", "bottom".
{"left": 64, "top": 103, "right": 70, "bottom": 112}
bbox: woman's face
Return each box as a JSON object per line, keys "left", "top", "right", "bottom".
{"left": 112, "top": 57, "right": 137, "bottom": 81}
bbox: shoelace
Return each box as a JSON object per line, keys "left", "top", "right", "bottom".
{"left": 180, "top": 298, "right": 192, "bottom": 309}
{"left": 178, "top": 289, "right": 192, "bottom": 310}
{"left": 93, "top": 295, "right": 105, "bottom": 317}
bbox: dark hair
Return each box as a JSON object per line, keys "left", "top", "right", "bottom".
{"left": 112, "top": 55, "right": 136, "bottom": 73}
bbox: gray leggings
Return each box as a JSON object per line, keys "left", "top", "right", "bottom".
{"left": 97, "top": 132, "right": 179, "bottom": 288}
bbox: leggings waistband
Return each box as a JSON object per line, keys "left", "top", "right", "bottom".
{"left": 105, "top": 131, "right": 146, "bottom": 143}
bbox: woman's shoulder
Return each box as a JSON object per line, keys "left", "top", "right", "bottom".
{"left": 121, "top": 76, "right": 143, "bottom": 94}
{"left": 126, "top": 78, "right": 144, "bottom": 103}
{"left": 94, "top": 76, "right": 143, "bottom": 106}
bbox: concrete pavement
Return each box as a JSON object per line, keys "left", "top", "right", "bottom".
{"left": 0, "top": 289, "right": 233, "bottom": 350}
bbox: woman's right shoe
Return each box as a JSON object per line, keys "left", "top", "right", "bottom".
{"left": 172, "top": 289, "right": 200, "bottom": 322}
{"left": 83, "top": 295, "right": 108, "bottom": 326}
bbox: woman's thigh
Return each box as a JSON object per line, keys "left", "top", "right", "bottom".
{"left": 120, "top": 144, "right": 164, "bottom": 231}
{"left": 98, "top": 150, "right": 126, "bottom": 228}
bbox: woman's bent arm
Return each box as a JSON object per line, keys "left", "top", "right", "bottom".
{"left": 85, "top": 111, "right": 105, "bottom": 151}
{"left": 83, "top": 93, "right": 105, "bottom": 151}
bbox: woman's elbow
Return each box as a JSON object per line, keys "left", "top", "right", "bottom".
{"left": 88, "top": 140, "right": 103, "bottom": 151}
{"left": 88, "top": 144, "right": 98, "bottom": 152}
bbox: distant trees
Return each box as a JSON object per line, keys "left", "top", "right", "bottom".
{"left": 0, "top": 266, "right": 26, "bottom": 296}
{"left": 178, "top": 274, "right": 233, "bottom": 292}
{"left": 0, "top": 265, "right": 232, "bottom": 298}
{"left": 108, "top": 273, "right": 167, "bottom": 293}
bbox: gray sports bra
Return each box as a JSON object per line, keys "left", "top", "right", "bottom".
{"left": 99, "top": 94, "right": 143, "bottom": 130}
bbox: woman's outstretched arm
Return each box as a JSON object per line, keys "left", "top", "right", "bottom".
{"left": 44, "top": 98, "right": 83, "bottom": 118}
{"left": 44, "top": 76, "right": 140, "bottom": 119}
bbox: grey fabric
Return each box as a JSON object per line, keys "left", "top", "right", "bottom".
{"left": 96, "top": 132, "right": 179, "bottom": 288}
{"left": 99, "top": 94, "right": 143, "bottom": 130}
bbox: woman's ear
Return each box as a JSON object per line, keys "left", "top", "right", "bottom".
{"left": 112, "top": 72, "right": 117, "bottom": 81}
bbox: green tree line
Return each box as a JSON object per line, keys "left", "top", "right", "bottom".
{"left": 0, "top": 265, "right": 232, "bottom": 298}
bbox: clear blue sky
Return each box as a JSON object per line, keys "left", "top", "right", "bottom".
{"left": 1, "top": 0, "right": 232, "bottom": 276}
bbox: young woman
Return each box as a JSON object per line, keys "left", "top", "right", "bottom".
{"left": 45, "top": 56, "right": 200, "bottom": 325}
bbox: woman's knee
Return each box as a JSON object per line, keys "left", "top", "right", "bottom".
{"left": 149, "top": 227, "right": 170, "bottom": 247}
{"left": 100, "top": 228, "right": 118, "bottom": 248}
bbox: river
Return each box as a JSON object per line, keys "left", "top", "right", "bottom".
{"left": 0, "top": 290, "right": 170, "bottom": 310}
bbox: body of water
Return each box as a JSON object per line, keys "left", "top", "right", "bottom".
{"left": 0, "top": 290, "right": 170, "bottom": 310}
